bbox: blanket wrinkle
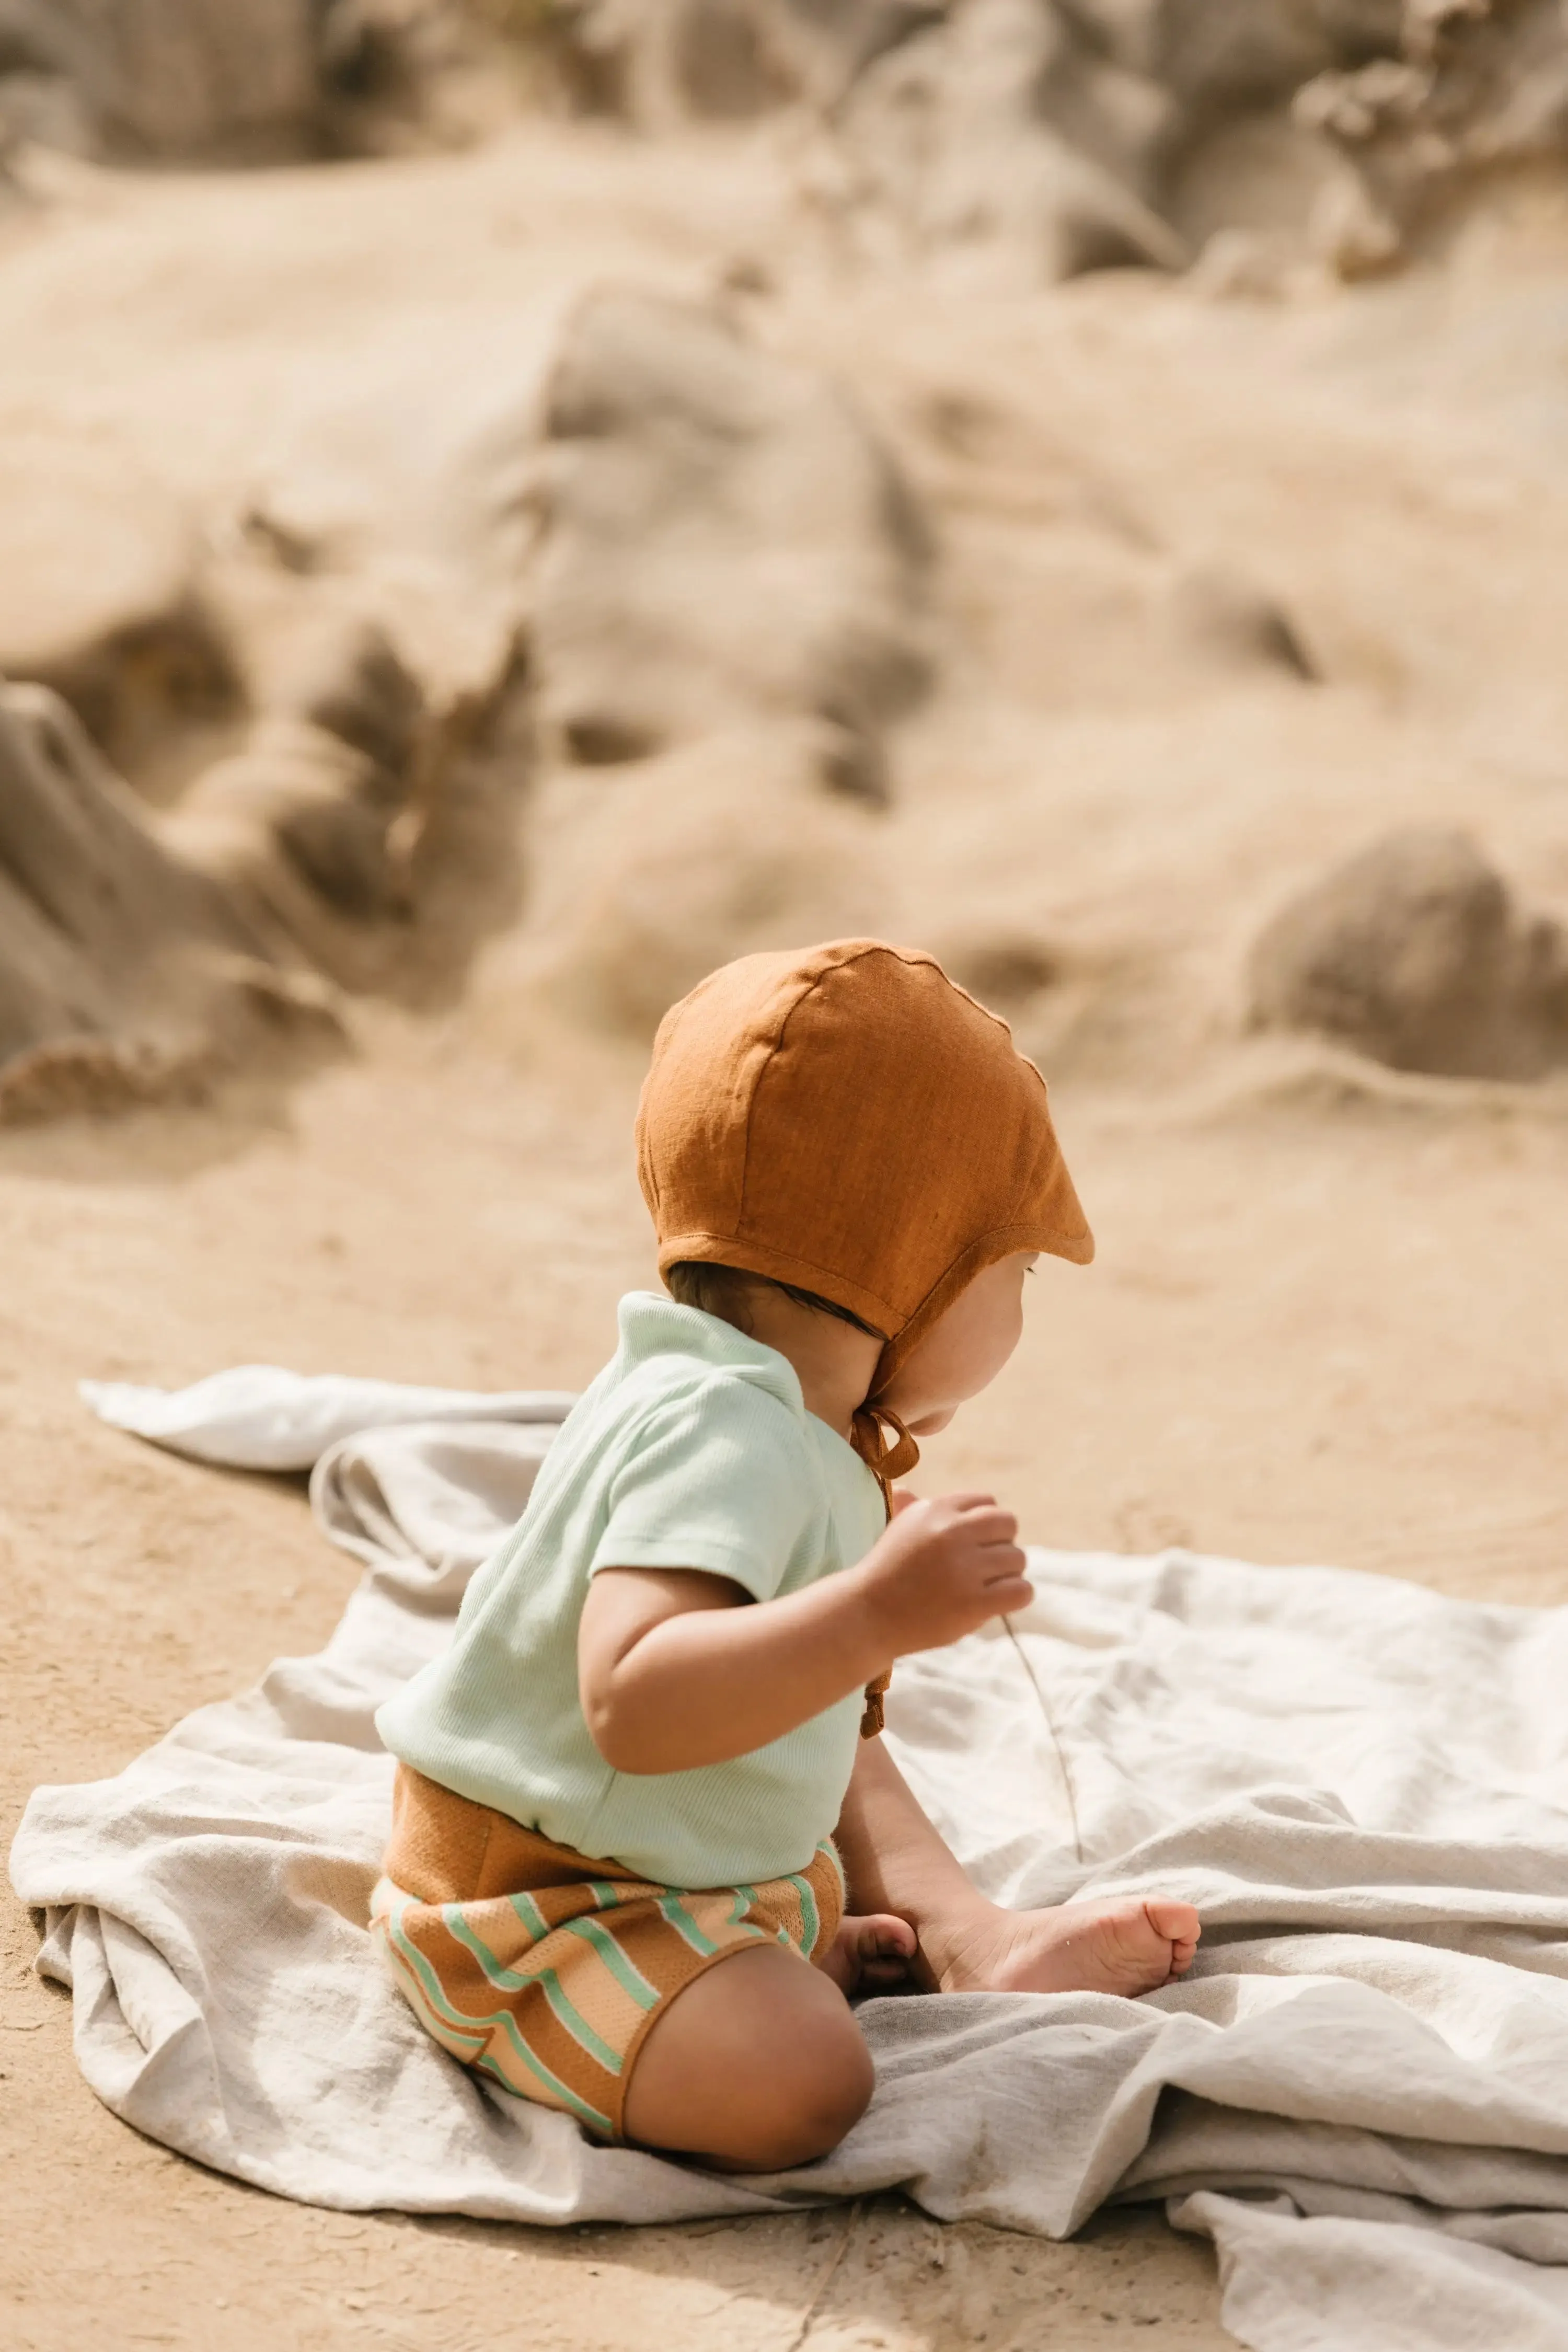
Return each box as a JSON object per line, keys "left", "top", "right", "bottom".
{"left": 9, "top": 1364, "right": 1568, "bottom": 2350}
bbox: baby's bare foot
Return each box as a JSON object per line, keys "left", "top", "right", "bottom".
{"left": 818, "top": 1911, "right": 919, "bottom": 1996}
{"left": 930, "top": 1897, "right": 1200, "bottom": 1999}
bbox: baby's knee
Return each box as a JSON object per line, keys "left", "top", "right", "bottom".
{"left": 621, "top": 1946, "right": 876, "bottom": 2172}
{"left": 740, "top": 2020, "right": 874, "bottom": 2170}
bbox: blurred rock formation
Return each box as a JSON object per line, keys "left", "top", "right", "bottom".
{"left": 816, "top": 0, "right": 1568, "bottom": 283}
{"left": 170, "top": 619, "right": 429, "bottom": 970}
{"left": 0, "top": 681, "right": 337, "bottom": 1120}
{"left": 539, "top": 0, "right": 944, "bottom": 123}
{"left": 0, "top": 437, "right": 240, "bottom": 787}
{"left": 3, "top": 2, "right": 1563, "bottom": 266}
{"left": 0, "top": 607, "right": 526, "bottom": 1110}
{"left": 489, "top": 286, "right": 941, "bottom": 1033}
{"left": 168, "top": 613, "right": 527, "bottom": 996}
{"left": 0, "top": 275, "right": 938, "bottom": 1100}
{"left": 1296, "top": 0, "right": 1568, "bottom": 274}
{"left": 1247, "top": 828, "right": 1568, "bottom": 1079}
{"left": 538, "top": 0, "right": 1568, "bottom": 283}
{"left": 0, "top": 0, "right": 323, "bottom": 155}
{"left": 817, "top": 0, "right": 1191, "bottom": 282}
{"left": 5, "top": 6, "right": 1567, "bottom": 1111}
{"left": 0, "top": 0, "right": 459, "bottom": 159}
{"left": 528, "top": 288, "right": 935, "bottom": 801}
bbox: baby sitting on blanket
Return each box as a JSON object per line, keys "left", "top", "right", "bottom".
{"left": 371, "top": 941, "right": 1200, "bottom": 2170}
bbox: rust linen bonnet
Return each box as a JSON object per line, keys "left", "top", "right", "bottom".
{"left": 636, "top": 939, "right": 1094, "bottom": 1423}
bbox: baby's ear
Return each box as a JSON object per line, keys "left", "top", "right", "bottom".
{"left": 889, "top": 1487, "right": 921, "bottom": 1517}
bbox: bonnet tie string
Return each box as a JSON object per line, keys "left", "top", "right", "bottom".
{"left": 848, "top": 1405, "right": 920, "bottom": 1737}
{"left": 850, "top": 1403, "right": 920, "bottom": 1495}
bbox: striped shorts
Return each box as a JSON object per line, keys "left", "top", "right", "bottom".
{"left": 370, "top": 1764, "right": 846, "bottom": 2142}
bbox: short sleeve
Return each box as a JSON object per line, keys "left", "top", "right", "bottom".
{"left": 587, "top": 1374, "right": 812, "bottom": 1603}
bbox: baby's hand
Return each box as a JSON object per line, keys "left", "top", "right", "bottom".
{"left": 859, "top": 1492, "right": 1032, "bottom": 1658}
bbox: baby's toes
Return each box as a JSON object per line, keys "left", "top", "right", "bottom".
{"left": 1147, "top": 1899, "right": 1201, "bottom": 1953}
{"left": 858, "top": 1912, "right": 918, "bottom": 1963}
{"left": 821, "top": 1911, "right": 918, "bottom": 1993}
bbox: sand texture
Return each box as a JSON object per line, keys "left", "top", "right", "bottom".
{"left": 4, "top": 4, "right": 1568, "bottom": 2344}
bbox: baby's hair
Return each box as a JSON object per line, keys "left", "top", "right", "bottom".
{"left": 665, "top": 1261, "right": 885, "bottom": 1342}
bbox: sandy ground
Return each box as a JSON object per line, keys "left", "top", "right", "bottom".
{"left": 4, "top": 108, "right": 1568, "bottom": 2352}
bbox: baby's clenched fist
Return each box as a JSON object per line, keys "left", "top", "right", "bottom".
{"left": 858, "top": 1492, "right": 1032, "bottom": 1659}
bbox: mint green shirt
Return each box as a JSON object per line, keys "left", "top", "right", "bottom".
{"left": 375, "top": 1292, "right": 887, "bottom": 1887}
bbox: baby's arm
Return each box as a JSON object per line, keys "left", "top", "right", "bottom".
{"left": 579, "top": 1492, "right": 1031, "bottom": 1774}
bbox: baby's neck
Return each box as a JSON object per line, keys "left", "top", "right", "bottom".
{"left": 725, "top": 1289, "right": 883, "bottom": 1443}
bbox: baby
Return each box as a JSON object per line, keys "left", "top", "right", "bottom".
{"left": 372, "top": 941, "right": 1199, "bottom": 2170}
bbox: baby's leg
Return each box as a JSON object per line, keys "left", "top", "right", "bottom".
{"left": 622, "top": 1943, "right": 872, "bottom": 2171}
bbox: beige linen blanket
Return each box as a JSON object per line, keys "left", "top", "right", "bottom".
{"left": 10, "top": 1368, "right": 1568, "bottom": 2352}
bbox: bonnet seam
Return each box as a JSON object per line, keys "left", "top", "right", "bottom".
{"left": 734, "top": 942, "right": 895, "bottom": 1243}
